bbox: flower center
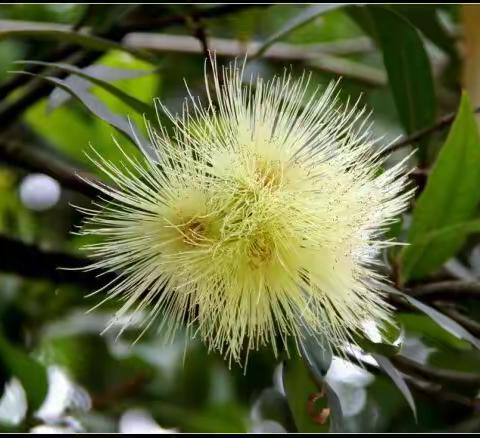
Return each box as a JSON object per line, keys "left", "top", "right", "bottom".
{"left": 181, "top": 219, "right": 207, "bottom": 246}
{"left": 254, "top": 159, "right": 284, "bottom": 189}
{"left": 248, "top": 233, "right": 274, "bottom": 268}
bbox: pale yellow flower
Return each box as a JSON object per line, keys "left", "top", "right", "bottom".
{"left": 77, "top": 57, "right": 412, "bottom": 366}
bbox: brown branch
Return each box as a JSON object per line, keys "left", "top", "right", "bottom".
{"left": 381, "top": 106, "right": 480, "bottom": 158}
{"left": 434, "top": 301, "right": 480, "bottom": 337}
{"left": 92, "top": 371, "right": 151, "bottom": 410}
{"left": 186, "top": 14, "right": 210, "bottom": 60}
{"left": 0, "top": 234, "right": 113, "bottom": 289}
{"left": 346, "top": 352, "right": 476, "bottom": 407}
{"left": 409, "top": 281, "right": 480, "bottom": 300}
{"left": 119, "top": 4, "right": 269, "bottom": 33}
{"left": 392, "top": 355, "right": 480, "bottom": 387}
{"left": 0, "top": 124, "right": 105, "bottom": 199}
{"left": 124, "top": 33, "right": 386, "bottom": 87}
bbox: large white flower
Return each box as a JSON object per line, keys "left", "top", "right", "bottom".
{"left": 77, "top": 57, "right": 412, "bottom": 366}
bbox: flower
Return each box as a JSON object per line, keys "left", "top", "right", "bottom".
{"left": 77, "top": 56, "right": 412, "bottom": 366}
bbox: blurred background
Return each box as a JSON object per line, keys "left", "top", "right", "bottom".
{"left": 0, "top": 3, "right": 480, "bottom": 433}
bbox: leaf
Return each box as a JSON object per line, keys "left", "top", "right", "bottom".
{"left": 283, "top": 356, "right": 343, "bottom": 433}
{"left": 368, "top": 6, "right": 436, "bottom": 134}
{"left": 254, "top": 388, "right": 295, "bottom": 431}
{"left": 400, "top": 93, "right": 480, "bottom": 281}
{"left": 16, "top": 60, "right": 156, "bottom": 119}
{"left": 0, "top": 21, "right": 156, "bottom": 63}
{"left": 354, "top": 335, "right": 401, "bottom": 358}
{"left": 389, "top": 288, "right": 480, "bottom": 350}
{"left": 47, "top": 65, "right": 156, "bottom": 112}
{"left": 253, "top": 4, "right": 343, "bottom": 58}
{"left": 14, "top": 70, "right": 157, "bottom": 160}
{"left": 391, "top": 5, "right": 458, "bottom": 60}
{"left": 371, "top": 354, "right": 417, "bottom": 420}
{"left": 299, "top": 331, "right": 333, "bottom": 381}
{"left": 0, "top": 331, "right": 48, "bottom": 413}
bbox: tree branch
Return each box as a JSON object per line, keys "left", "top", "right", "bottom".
{"left": 409, "top": 281, "right": 480, "bottom": 299}
{"left": 0, "top": 124, "right": 105, "bottom": 199}
{"left": 0, "top": 234, "right": 113, "bottom": 290}
{"left": 119, "top": 4, "right": 269, "bottom": 33}
{"left": 393, "top": 355, "right": 480, "bottom": 387}
{"left": 381, "top": 106, "right": 480, "bottom": 158}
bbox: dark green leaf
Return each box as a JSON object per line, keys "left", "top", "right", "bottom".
{"left": 401, "top": 93, "right": 480, "bottom": 281}
{"left": 299, "top": 331, "right": 333, "bottom": 380}
{"left": 391, "top": 5, "right": 459, "bottom": 59}
{"left": 47, "top": 65, "right": 156, "bottom": 112}
{"left": 390, "top": 289, "right": 480, "bottom": 350}
{"left": 372, "top": 354, "right": 417, "bottom": 420}
{"left": 0, "top": 331, "right": 48, "bottom": 413}
{"left": 354, "top": 335, "right": 401, "bottom": 357}
{"left": 253, "top": 4, "right": 343, "bottom": 58}
{"left": 16, "top": 61, "right": 155, "bottom": 119}
{"left": 368, "top": 6, "right": 436, "bottom": 134}
{"left": 254, "top": 388, "right": 295, "bottom": 431}
{"left": 283, "top": 355, "right": 343, "bottom": 433}
{"left": 14, "top": 70, "right": 157, "bottom": 159}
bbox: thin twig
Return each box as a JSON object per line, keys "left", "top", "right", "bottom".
{"left": 434, "top": 302, "right": 480, "bottom": 337}
{"left": 409, "top": 281, "right": 480, "bottom": 299}
{"left": 393, "top": 355, "right": 480, "bottom": 387}
{"left": 92, "top": 372, "right": 151, "bottom": 410}
{"left": 186, "top": 14, "right": 210, "bottom": 60}
{"left": 118, "top": 4, "right": 269, "bottom": 33}
{"left": 381, "top": 106, "right": 480, "bottom": 158}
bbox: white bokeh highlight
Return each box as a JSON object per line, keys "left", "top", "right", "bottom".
{"left": 20, "top": 174, "right": 61, "bottom": 211}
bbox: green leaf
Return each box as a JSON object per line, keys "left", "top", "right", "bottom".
{"left": 372, "top": 354, "right": 417, "bottom": 420}
{"left": 0, "top": 331, "right": 48, "bottom": 413}
{"left": 16, "top": 60, "right": 156, "bottom": 119}
{"left": 0, "top": 21, "right": 156, "bottom": 63}
{"left": 368, "top": 6, "right": 436, "bottom": 134}
{"left": 390, "top": 289, "right": 480, "bottom": 350}
{"left": 392, "top": 5, "right": 458, "bottom": 60}
{"left": 400, "top": 93, "right": 480, "bottom": 281}
{"left": 283, "top": 355, "right": 343, "bottom": 433}
{"left": 299, "top": 332, "right": 333, "bottom": 381}
{"left": 253, "top": 4, "right": 343, "bottom": 58}
{"left": 14, "top": 70, "right": 157, "bottom": 159}
{"left": 354, "top": 335, "right": 401, "bottom": 358}
{"left": 47, "top": 65, "right": 156, "bottom": 112}
{"left": 254, "top": 388, "right": 295, "bottom": 431}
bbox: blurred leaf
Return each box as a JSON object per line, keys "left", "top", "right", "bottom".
{"left": 397, "top": 313, "right": 467, "bottom": 350}
{"left": 372, "top": 354, "right": 416, "bottom": 420}
{"left": 47, "top": 65, "right": 156, "bottom": 112}
{"left": 0, "top": 21, "right": 155, "bottom": 63}
{"left": 391, "top": 5, "right": 458, "bottom": 59}
{"left": 0, "top": 330, "right": 48, "bottom": 413}
{"left": 401, "top": 93, "right": 480, "bottom": 281}
{"left": 17, "top": 60, "right": 155, "bottom": 119}
{"left": 368, "top": 6, "right": 436, "bottom": 134}
{"left": 36, "top": 334, "right": 154, "bottom": 395}
{"left": 254, "top": 388, "right": 295, "bottom": 431}
{"left": 354, "top": 335, "right": 401, "bottom": 358}
{"left": 345, "top": 5, "right": 378, "bottom": 40}
{"left": 15, "top": 71, "right": 156, "bottom": 159}
{"left": 391, "top": 290, "right": 480, "bottom": 350}
{"left": 299, "top": 331, "right": 332, "bottom": 380}
{"left": 150, "top": 401, "right": 248, "bottom": 433}
{"left": 283, "top": 355, "right": 343, "bottom": 433}
{"left": 254, "top": 4, "right": 343, "bottom": 58}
